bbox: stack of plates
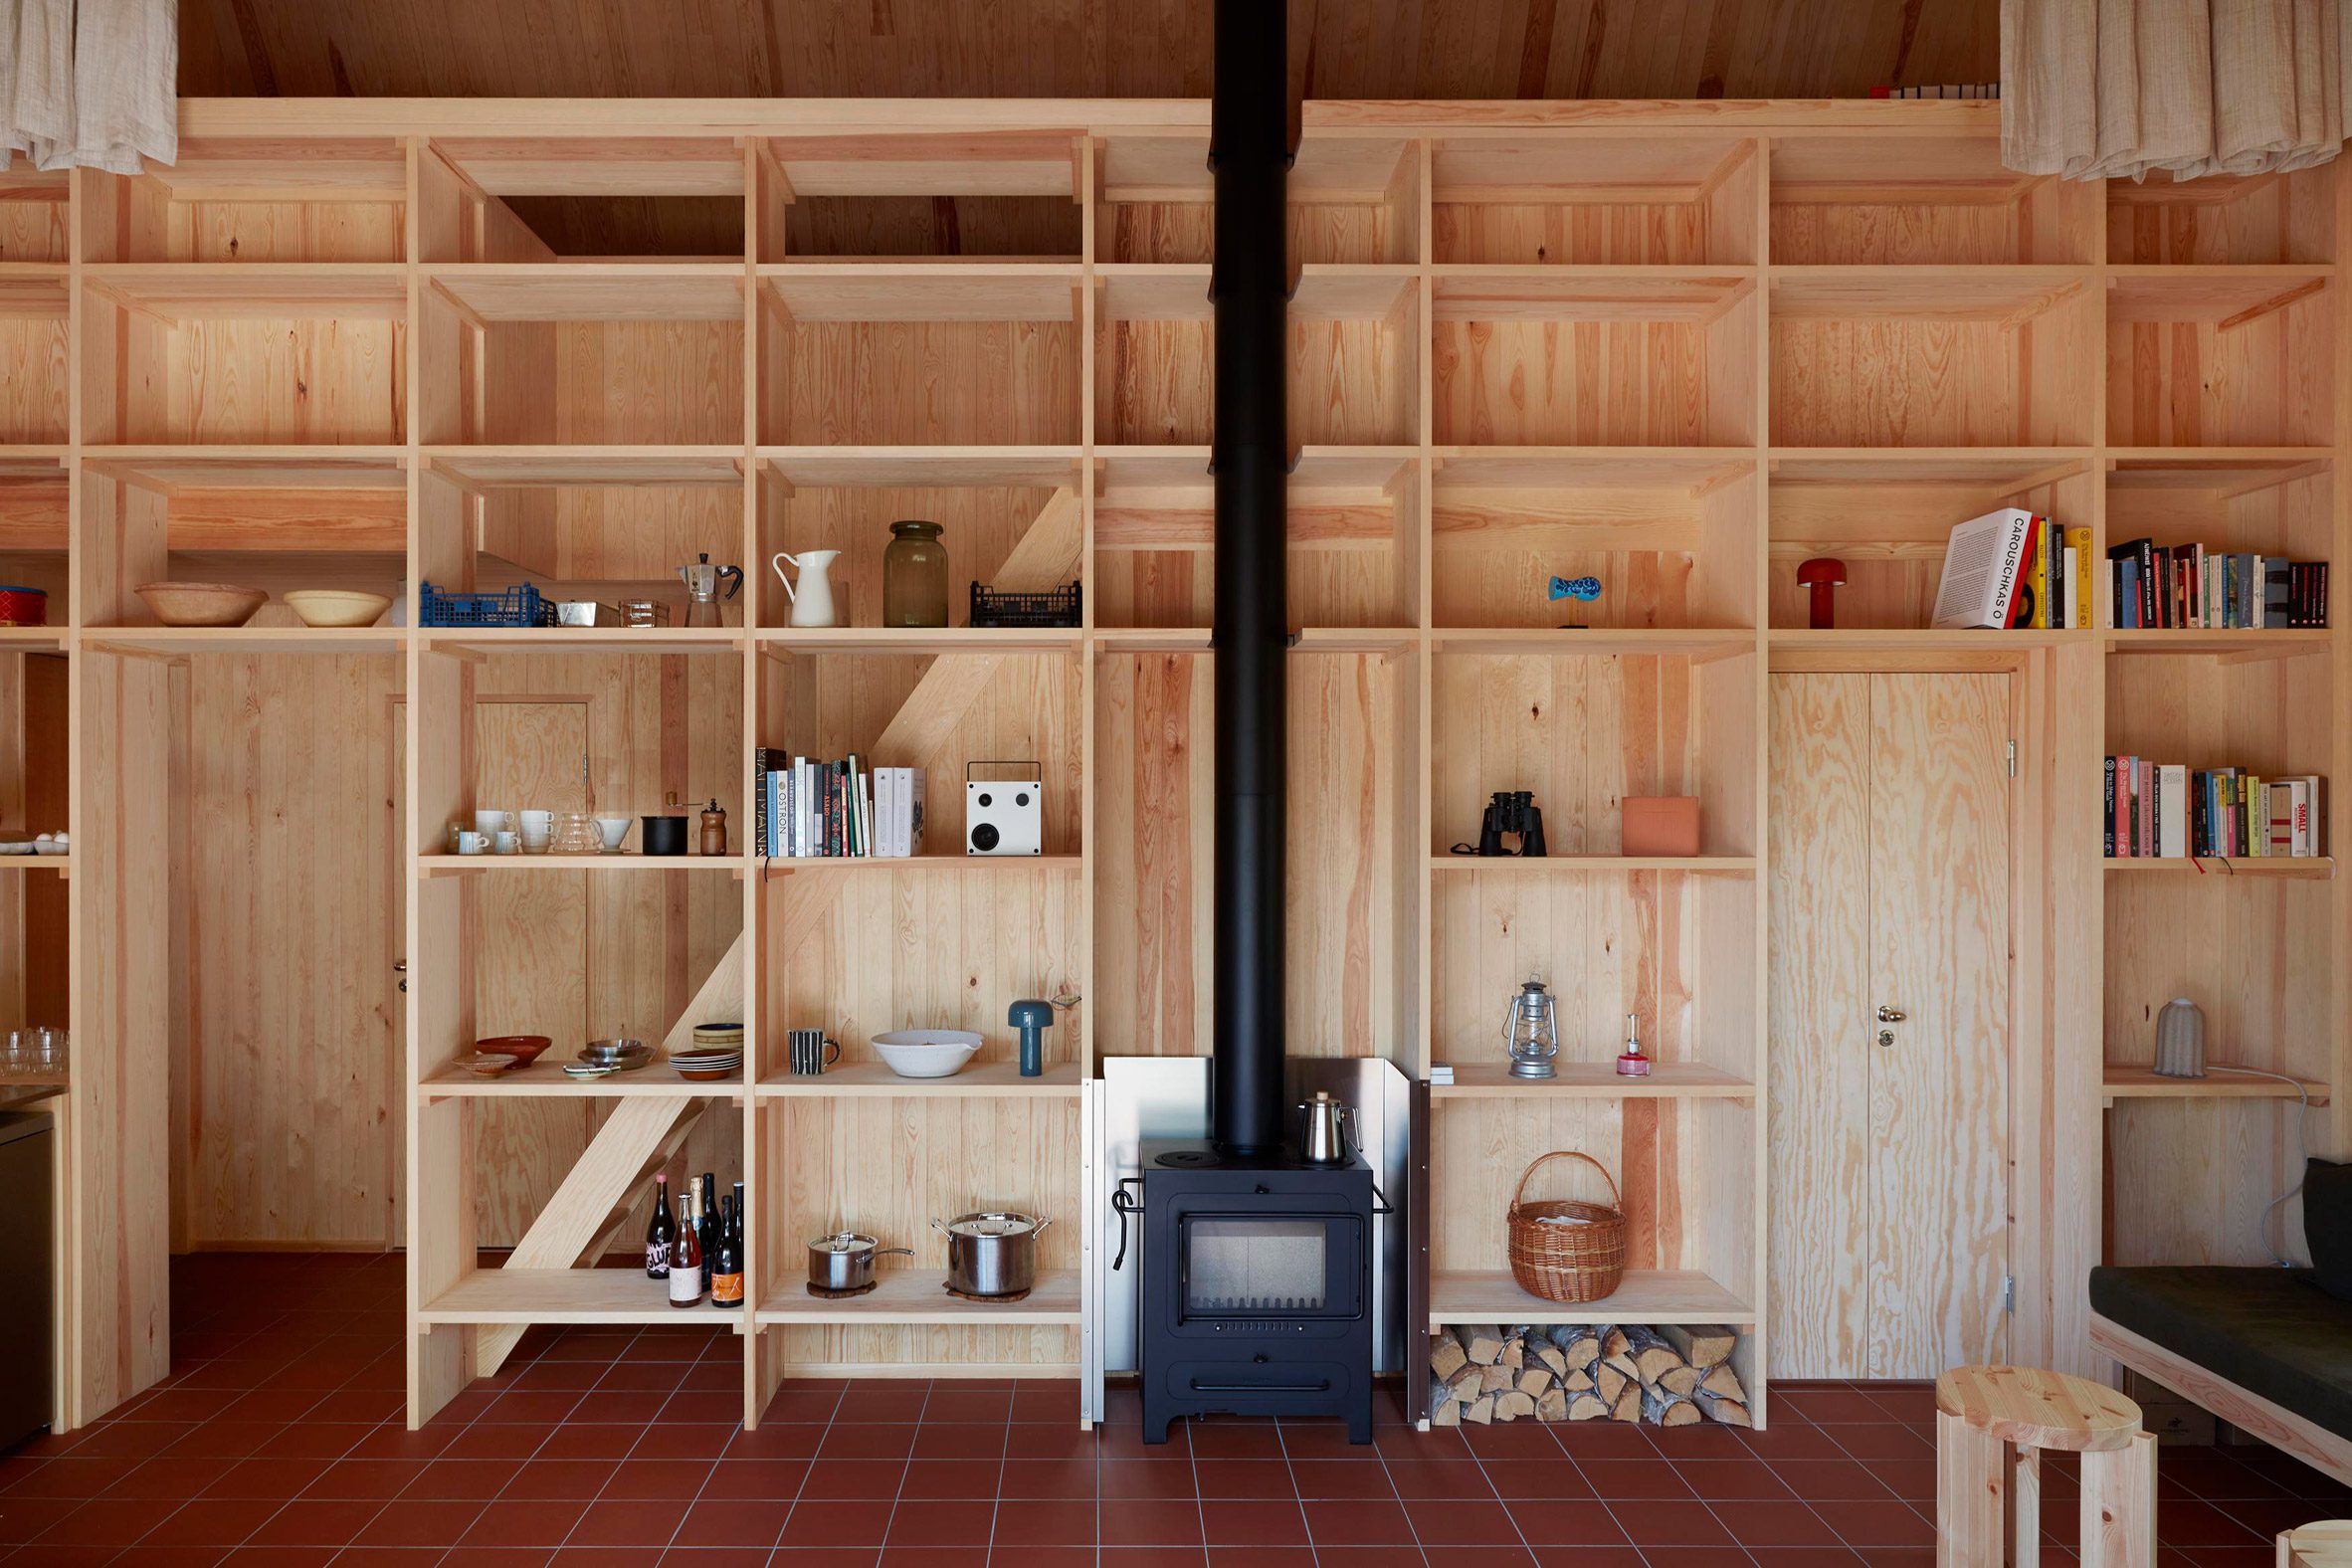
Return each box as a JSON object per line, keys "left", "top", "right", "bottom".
{"left": 672, "top": 1046, "right": 740, "bottom": 1082}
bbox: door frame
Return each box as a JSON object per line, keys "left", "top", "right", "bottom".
{"left": 1766, "top": 641, "right": 2104, "bottom": 1380}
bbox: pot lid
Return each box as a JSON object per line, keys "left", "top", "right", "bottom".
{"left": 943, "top": 1212, "right": 1039, "bottom": 1239}
{"left": 811, "top": 1232, "right": 879, "bottom": 1253}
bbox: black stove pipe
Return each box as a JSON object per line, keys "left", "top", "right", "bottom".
{"left": 1208, "top": 0, "right": 1290, "bottom": 1155}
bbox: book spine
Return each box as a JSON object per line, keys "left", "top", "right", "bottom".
{"left": 2103, "top": 756, "right": 2117, "bottom": 858}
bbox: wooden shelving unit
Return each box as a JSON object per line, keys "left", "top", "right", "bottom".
{"left": 29, "top": 99, "right": 2347, "bottom": 1446}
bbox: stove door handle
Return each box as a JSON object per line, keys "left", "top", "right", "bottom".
{"left": 1371, "top": 1180, "right": 1395, "bottom": 1218}
{"left": 1188, "top": 1377, "right": 1333, "bottom": 1395}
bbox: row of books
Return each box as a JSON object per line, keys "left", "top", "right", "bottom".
{"left": 1931, "top": 508, "right": 2092, "bottom": 629}
{"left": 2107, "top": 540, "right": 2329, "bottom": 630}
{"left": 2103, "top": 759, "right": 2326, "bottom": 860}
{"left": 1930, "top": 508, "right": 2333, "bottom": 632}
{"left": 752, "top": 748, "right": 926, "bottom": 859}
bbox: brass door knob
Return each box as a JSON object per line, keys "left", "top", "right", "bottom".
{"left": 1875, "top": 1005, "right": 1906, "bottom": 1023}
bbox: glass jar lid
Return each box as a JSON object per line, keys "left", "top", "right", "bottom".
{"left": 888, "top": 518, "right": 942, "bottom": 537}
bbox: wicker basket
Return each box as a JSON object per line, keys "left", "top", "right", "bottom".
{"left": 1505, "top": 1150, "right": 1628, "bottom": 1303}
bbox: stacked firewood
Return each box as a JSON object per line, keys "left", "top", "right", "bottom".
{"left": 1428, "top": 1322, "right": 1750, "bottom": 1427}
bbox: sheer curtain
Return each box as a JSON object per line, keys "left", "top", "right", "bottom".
{"left": 2005, "top": 0, "right": 2350, "bottom": 179}
{"left": 2, "top": 0, "right": 174, "bottom": 173}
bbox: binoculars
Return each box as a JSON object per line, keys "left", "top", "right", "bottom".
{"left": 1468, "top": 790, "right": 1546, "bottom": 858}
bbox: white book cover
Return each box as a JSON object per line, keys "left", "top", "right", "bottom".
{"left": 1932, "top": 506, "right": 2036, "bottom": 629}
{"left": 2158, "top": 764, "right": 2187, "bottom": 859}
{"left": 906, "top": 768, "right": 927, "bottom": 857}
{"left": 877, "top": 768, "right": 895, "bottom": 858}
{"left": 796, "top": 758, "right": 813, "bottom": 857}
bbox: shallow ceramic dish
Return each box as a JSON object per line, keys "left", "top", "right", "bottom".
{"left": 470, "top": 1053, "right": 518, "bottom": 1077}
{"left": 561, "top": 1064, "right": 615, "bottom": 1079}
{"left": 285, "top": 589, "right": 392, "bottom": 628}
{"left": 674, "top": 1062, "right": 738, "bottom": 1082}
{"left": 476, "top": 1034, "right": 551, "bottom": 1069}
{"left": 872, "top": 1029, "right": 984, "bottom": 1079}
{"left": 134, "top": 581, "right": 266, "bottom": 628}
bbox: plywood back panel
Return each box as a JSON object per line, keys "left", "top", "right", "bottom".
{"left": 1092, "top": 650, "right": 1410, "bottom": 1061}
{"left": 779, "top": 321, "right": 1079, "bottom": 445}
{"left": 767, "top": 1095, "right": 1079, "bottom": 1368}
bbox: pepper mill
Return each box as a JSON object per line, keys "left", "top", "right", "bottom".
{"left": 698, "top": 799, "right": 727, "bottom": 857}
{"left": 1616, "top": 1010, "right": 1653, "bottom": 1077}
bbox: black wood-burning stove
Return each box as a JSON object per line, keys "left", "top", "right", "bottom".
{"left": 1109, "top": 0, "right": 1380, "bottom": 1447}
{"left": 1125, "top": 1142, "right": 1375, "bottom": 1443}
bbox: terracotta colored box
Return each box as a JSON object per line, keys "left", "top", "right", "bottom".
{"left": 1621, "top": 796, "right": 1701, "bottom": 857}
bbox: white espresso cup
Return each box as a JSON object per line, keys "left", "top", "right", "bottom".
{"left": 476, "top": 809, "right": 511, "bottom": 837}
{"left": 455, "top": 831, "right": 489, "bottom": 855}
{"left": 494, "top": 831, "right": 520, "bottom": 855}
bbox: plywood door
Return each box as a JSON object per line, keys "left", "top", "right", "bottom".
{"left": 1768, "top": 672, "right": 2013, "bottom": 1379}
{"left": 1865, "top": 673, "right": 2013, "bottom": 1379}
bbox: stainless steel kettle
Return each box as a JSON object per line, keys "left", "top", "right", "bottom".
{"left": 1296, "top": 1089, "right": 1357, "bottom": 1165}
{"left": 677, "top": 553, "right": 743, "bottom": 628}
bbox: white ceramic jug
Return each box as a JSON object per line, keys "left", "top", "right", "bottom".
{"left": 771, "top": 550, "right": 842, "bottom": 628}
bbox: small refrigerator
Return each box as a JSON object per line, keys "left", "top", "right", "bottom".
{"left": 0, "top": 1111, "right": 53, "bottom": 1447}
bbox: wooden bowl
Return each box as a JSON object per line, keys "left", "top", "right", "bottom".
{"left": 285, "top": 589, "right": 391, "bottom": 628}
{"left": 134, "top": 582, "right": 266, "bottom": 628}
{"left": 477, "top": 1034, "right": 552, "bottom": 1069}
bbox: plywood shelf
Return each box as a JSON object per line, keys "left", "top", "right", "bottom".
{"left": 84, "top": 628, "right": 403, "bottom": 655}
{"left": 1429, "top": 854, "right": 1756, "bottom": 874}
{"left": 84, "top": 263, "right": 409, "bottom": 319}
{"left": 1768, "top": 265, "right": 2092, "bottom": 320}
{"left": 420, "top": 1268, "right": 747, "bottom": 1326}
{"left": 427, "top": 264, "right": 746, "bottom": 321}
{"left": 80, "top": 446, "right": 410, "bottom": 488}
{"left": 761, "top": 264, "right": 1079, "bottom": 322}
{"left": 1428, "top": 1270, "right": 1756, "bottom": 1327}
{"left": 2106, "top": 266, "right": 2331, "bottom": 325}
{"left": 1769, "top": 628, "right": 2090, "bottom": 653}
{"left": 418, "top": 628, "right": 745, "bottom": 654}
{"left": 762, "top": 854, "right": 1082, "bottom": 879}
{"left": 758, "top": 446, "right": 1082, "bottom": 488}
{"left": 1433, "top": 446, "right": 1756, "bottom": 490}
{"left": 2103, "top": 857, "right": 2333, "bottom": 877}
{"left": 757, "top": 627, "right": 1082, "bottom": 654}
{"left": 419, "top": 1062, "right": 745, "bottom": 1098}
{"left": 0, "top": 854, "right": 70, "bottom": 874}
{"left": 418, "top": 854, "right": 745, "bottom": 875}
{"left": 1433, "top": 267, "right": 1753, "bottom": 321}
{"left": 755, "top": 1268, "right": 1080, "bottom": 1325}
{"left": 2100, "top": 1064, "right": 2330, "bottom": 1106}
{"left": 1430, "top": 1062, "right": 1754, "bottom": 1098}
{"left": 2103, "top": 629, "right": 2332, "bottom": 659}
{"left": 423, "top": 447, "right": 746, "bottom": 488}
{"left": 755, "top": 1061, "right": 1084, "bottom": 1096}
{"left": 1431, "top": 628, "right": 1757, "bottom": 657}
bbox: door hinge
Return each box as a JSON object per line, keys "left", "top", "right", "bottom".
{"left": 2004, "top": 1275, "right": 2016, "bottom": 1314}
{"left": 2006, "top": 740, "right": 2017, "bottom": 778}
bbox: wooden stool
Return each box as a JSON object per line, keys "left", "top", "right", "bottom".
{"left": 1935, "top": 1365, "right": 2155, "bottom": 1568}
{"left": 2280, "top": 1520, "right": 2352, "bottom": 1566}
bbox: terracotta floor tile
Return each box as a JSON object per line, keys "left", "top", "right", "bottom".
{"left": 1188, "top": 1459, "right": 1290, "bottom": 1499}
{"left": 461, "top": 1499, "right": 593, "bottom": 1548}
{"left": 1199, "top": 1549, "right": 1316, "bottom": 1568}
{"left": 126, "top": 1495, "right": 283, "bottom": 1547}
{"left": 897, "top": 1460, "right": 1004, "bottom": 1499}
{"left": 439, "top": 1547, "right": 563, "bottom": 1568}
{"left": 1300, "top": 1498, "right": 1416, "bottom": 1545}
{"left": 1285, "top": 1458, "right": 1395, "bottom": 1499}
{"left": 243, "top": 1497, "right": 386, "bottom": 1546}
{"left": 693, "top": 1461, "right": 808, "bottom": 1502}
{"left": 908, "top": 1425, "right": 1008, "bottom": 1464}
{"left": 1389, "top": 1455, "right": 1498, "bottom": 1498}
{"left": 1199, "top": 1498, "right": 1308, "bottom": 1547}
{"left": 880, "top": 1497, "right": 996, "bottom": 1546}
{"left": 547, "top": 1551, "right": 665, "bottom": 1568}
{"left": 43, "top": 1495, "right": 187, "bottom": 1548}
{"left": 1501, "top": 1500, "right": 1635, "bottom": 1546}
{"left": 1458, "top": 1424, "right": 1567, "bottom": 1461}
{"left": 1525, "top": 1548, "right": 1646, "bottom": 1568}
{"left": 922, "top": 1390, "right": 1013, "bottom": 1424}
{"left": 1671, "top": 1458, "right": 1797, "bottom": 1500}
{"left": 1767, "top": 1458, "right": 1895, "bottom": 1500}
{"left": 984, "top": 1496, "right": 1097, "bottom": 1546}
{"left": 1184, "top": 1426, "right": 1283, "bottom": 1463}
{"left": 1575, "top": 1459, "right": 1698, "bottom": 1500}
{"left": 671, "top": 1499, "right": 791, "bottom": 1549}
{"left": 600, "top": 1460, "right": 718, "bottom": 1502}
{"left": 566, "top": 1500, "right": 684, "bottom": 1549}
{"left": 993, "top": 1457, "right": 1094, "bottom": 1499}
{"left": 1720, "top": 1498, "right": 1846, "bottom": 1547}
{"left": 720, "top": 1426, "right": 824, "bottom": 1463}
{"left": 796, "top": 1460, "right": 906, "bottom": 1500}
{"left": 1607, "top": 1500, "right": 1741, "bottom": 1550}
{"left": 1405, "top": 1495, "right": 1522, "bottom": 1547}
{"left": 1097, "top": 1496, "right": 1207, "bottom": 1547}
{"left": 879, "top": 1550, "right": 989, "bottom": 1568}
{"left": 815, "top": 1427, "right": 915, "bottom": 1463}
{"left": 829, "top": 1386, "right": 928, "bottom": 1424}
{"left": 776, "top": 1498, "right": 893, "bottom": 1549}
{"left": 1811, "top": 1498, "right": 1936, "bottom": 1548}
{"left": 351, "top": 1499, "right": 490, "bottom": 1548}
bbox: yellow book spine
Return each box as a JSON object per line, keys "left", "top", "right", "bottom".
{"left": 2029, "top": 522, "right": 2049, "bottom": 629}
{"left": 2068, "top": 526, "right": 2094, "bottom": 630}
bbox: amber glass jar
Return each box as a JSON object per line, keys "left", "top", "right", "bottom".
{"left": 882, "top": 519, "right": 949, "bottom": 627}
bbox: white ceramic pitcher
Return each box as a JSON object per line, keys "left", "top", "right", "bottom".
{"left": 771, "top": 550, "right": 842, "bottom": 628}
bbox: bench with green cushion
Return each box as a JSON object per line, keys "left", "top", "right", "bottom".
{"left": 2086, "top": 1159, "right": 2352, "bottom": 1485}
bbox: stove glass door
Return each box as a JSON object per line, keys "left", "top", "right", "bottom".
{"left": 1180, "top": 1215, "right": 1354, "bottom": 1316}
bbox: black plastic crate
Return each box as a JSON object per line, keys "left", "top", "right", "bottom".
{"left": 970, "top": 580, "right": 1080, "bottom": 629}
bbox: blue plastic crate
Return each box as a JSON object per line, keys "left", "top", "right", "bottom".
{"left": 418, "top": 582, "right": 555, "bottom": 629}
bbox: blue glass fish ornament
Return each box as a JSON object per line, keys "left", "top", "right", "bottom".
{"left": 1548, "top": 575, "right": 1602, "bottom": 602}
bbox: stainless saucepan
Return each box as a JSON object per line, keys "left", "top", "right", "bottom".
{"left": 806, "top": 1232, "right": 910, "bottom": 1291}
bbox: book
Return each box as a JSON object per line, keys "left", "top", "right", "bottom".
{"left": 1933, "top": 507, "right": 2039, "bottom": 629}
{"left": 2157, "top": 764, "right": 2187, "bottom": 859}
{"left": 2105, "top": 761, "right": 2324, "bottom": 859}
{"left": 2069, "top": 526, "right": 2094, "bottom": 631}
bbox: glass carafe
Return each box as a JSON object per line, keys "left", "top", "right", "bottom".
{"left": 882, "top": 519, "right": 949, "bottom": 628}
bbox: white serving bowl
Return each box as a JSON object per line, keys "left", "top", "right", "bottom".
{"left": 871, "top": 1029, "right": 984, "bottom": 1079}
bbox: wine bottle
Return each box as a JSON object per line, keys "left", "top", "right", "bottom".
{"left": 710, "top": 1195, "right": 744, "bottom": 1307}
{"left": 731, "top": 1178, "right": 746, "bottom": 1262}
{"left": 698, "top": 1172, "right": 718, "bottom": 1293}
{"left": 670, "top": 1187, "right": 704, "bottom": 1307}
{"left": 645, "top": 1173, "right": 675, "bottom": 1279}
